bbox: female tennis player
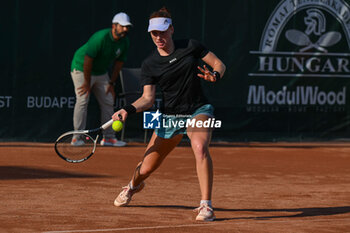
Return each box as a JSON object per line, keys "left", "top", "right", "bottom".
{"left": 112, "top": 7, "right": 226, "bottom": 221}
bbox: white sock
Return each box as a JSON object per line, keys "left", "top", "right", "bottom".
{"left": 200, "top": 200, "right": 212, "bottom": 207}
{"left": 129, "top": 181, "right": 135, "bottom": 190}
{"left": 129, "top": 181, "right": 142, "bottom": 190}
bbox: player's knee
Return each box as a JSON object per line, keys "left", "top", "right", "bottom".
{"left": 191, "top": 142, "right": 209, "bottom": 160}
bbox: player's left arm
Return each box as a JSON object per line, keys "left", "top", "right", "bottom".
{"left": 197, "top": 52, "right": 226, "bottom": 82}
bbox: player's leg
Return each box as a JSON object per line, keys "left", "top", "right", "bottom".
{"left": 132, "top": 132, "right": 183, "bottom": 186}
{"left": 71, "top": 70, "right": 90, "bottom": 145}
{"left": 187, "top": 114, "right": 215, "bottom": 221}
{"left": 187, "top": 114, "right": 213, "bottom": 200}
{"left": 114, "top": 132, "right": 183, "bottom": 207}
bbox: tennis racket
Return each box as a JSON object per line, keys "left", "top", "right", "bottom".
{"left": 54, "top": 117, "right": 118, "bottom": 163}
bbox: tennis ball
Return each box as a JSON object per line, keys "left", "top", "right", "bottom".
{"left": 112, "top": 120, "right": 123, "bottom": 132}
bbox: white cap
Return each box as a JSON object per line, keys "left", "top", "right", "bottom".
{"left": 112, "top": 12, "right": 132, "bottom": 26}
{"left": 148, "top": 17, "right": 172, "bottom": 32}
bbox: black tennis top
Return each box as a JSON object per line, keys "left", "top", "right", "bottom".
{"left": 141, "top": 39, "right": 210, "bottom": 114}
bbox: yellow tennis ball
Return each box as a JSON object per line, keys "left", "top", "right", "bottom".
{"left": 112, "top": 120, "right": 123, "bottom": 132}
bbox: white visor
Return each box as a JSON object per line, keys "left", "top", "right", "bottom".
{"left": 148, "top": 17, "right": 172, "bottom": 32}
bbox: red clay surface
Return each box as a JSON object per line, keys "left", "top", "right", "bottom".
{"left": 0, "top": 142, "right": 350, "bottom": 233}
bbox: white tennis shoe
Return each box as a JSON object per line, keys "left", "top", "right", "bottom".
{"left": 114, "top": 182, "right": 145, "bottom": 207}
{"left": 194, "top": 203, "right": 216, "bottom": 221}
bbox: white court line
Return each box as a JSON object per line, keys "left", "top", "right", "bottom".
{"left": 42, "top": 223, "right": 219, "bottom": 233}
{"left": 42, "top": 218, "right": 350, "bottom": 233}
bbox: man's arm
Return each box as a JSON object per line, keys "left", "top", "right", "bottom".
{"left": 106, "top": 60, "right": 124, "bottom": 99}
{"left": 78, "top": 55, "right": 94, "bottom": 96}
{"left": 110, "top": 60, "right": 124, "bottom": 85}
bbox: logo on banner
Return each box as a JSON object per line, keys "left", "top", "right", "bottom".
{"left": 285, "top": 9, "right": 340, "bottom": 53}
{"left": 248, "top": 0, "right": 350, "bottom": 112}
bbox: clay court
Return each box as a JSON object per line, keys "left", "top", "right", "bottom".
{"left": 1, "top": 142, "right": 350, "bottom": 233}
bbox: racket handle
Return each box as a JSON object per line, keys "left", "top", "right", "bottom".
{"left": 101, "top": 119, "right": 114, "bottom": 130}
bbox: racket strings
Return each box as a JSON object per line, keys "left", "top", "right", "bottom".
{"left": 55, "top": 133, "right": 95, "bottom": 161}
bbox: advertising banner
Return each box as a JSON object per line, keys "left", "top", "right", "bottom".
{"left": 2, "top": 0, "right": 350, "bottom": 142}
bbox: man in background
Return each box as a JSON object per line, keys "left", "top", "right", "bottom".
{"left": 71, "top": 12, "right": 132, "bottom": 146}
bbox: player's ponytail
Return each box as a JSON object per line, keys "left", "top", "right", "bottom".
{"left": 150, "top": 6, "right": 172, "bottom": 19}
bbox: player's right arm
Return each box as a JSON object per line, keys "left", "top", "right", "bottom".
{"left": 112, "top": 84, "right": 156, "bottom": 121}
{"left": 132, "top": 84, "right": 156, "bottom": 112}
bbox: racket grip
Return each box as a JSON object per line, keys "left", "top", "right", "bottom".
{"left": 101, "top": 119, "right": 114, "bottom": 130}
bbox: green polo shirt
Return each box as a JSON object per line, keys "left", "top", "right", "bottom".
{"left": 71, "top": 28, "right": 129, "bottom": 75}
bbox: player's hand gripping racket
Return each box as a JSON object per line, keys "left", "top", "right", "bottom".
{"left": 54, "top": 116, "right": 120, "bottom": 163}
